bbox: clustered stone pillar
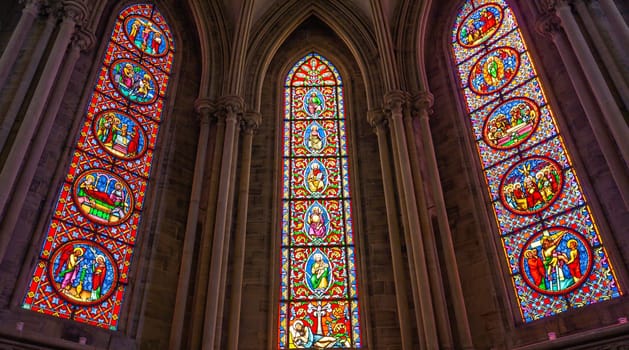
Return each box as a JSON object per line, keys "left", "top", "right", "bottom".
{"left": 189, "top": 107, "right": 226, "bottom": 350}
{"left": 0, "top": 0, "right": 44, "bottom": 91}
{"left": 367, "top": 109, "right": 413, "bottom": 350}
{"left": 572, "top": 0, "right": 629, "bottom": 111}
{"left": 225, "top": 111, "right": 261, "bottom": 350}
{"left": 201, "top": 96, "right": 243, "bottom": 350}
{"left": 0, "top": 8, "right": 57, "bottom": 153}
{"left": 595, "top": 0, "right": 629, "bottom": 49}
{"left": 413, "top": 92, "right": 474, "bottom": 349}
{"left": 0, "top": 28, "right": 94, "bottom": 251}
{"left": 552, "top": 0, "right": 629, "bottom": 167}
{"left": 384, "top": 90, "right": 439, "bottom": 349}
{"left": 0, "top": 0, "right": 88, "bottom": 263}
{"left": 536, "top": 10, "right": 629, "bottom": 208}
{"left": 169, "top": 98, "right": 213, "bottom": 350}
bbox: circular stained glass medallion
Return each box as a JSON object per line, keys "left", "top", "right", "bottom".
{"left": 48, "top": 240, "right": 118, "bottom": 305}
{"left": 520, "top": 227, "right": 593, "bottom": 295}
{"left": 483, "top": 97, "right": 540, "bottom": 149}
{"left": 72, "top": 169, "right": 134, "bottom": 225}
{"left": 499, "top": 156, "right": 563, "bottom": 215}
{"left": 123, "top": 15, "right": 168, "bottom": 56}
{"left": 93, "top": 110, "right": 148, "bottom": 160}
{"left": 457, "top": 4, "right": 504, "bottom": 48}
{"left": 469, "top": 46, "right": 519, "bottom": 95}
{"left": 110, "top": 59, "right": 158, "bottom": 104}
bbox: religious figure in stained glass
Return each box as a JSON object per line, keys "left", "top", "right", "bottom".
{"left": 451, "top": 0, "right": 621, "bottom": 322}
{"left": 22, "top": 3, "right": 174, "bottom": 330}
{"left": 279, "top": 53, "right": 361, "bottom": 348}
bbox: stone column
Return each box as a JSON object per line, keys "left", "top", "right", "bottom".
{"left": 0, "top": 0, "right": 45, "bottom": 91}
{"left": 0, "top": 28, "right": 93, "bottom": 263}
{"left": 403, "top": 104, "right": 453, "bottom": 349}
{"left": 385, "top": 90, "right": 439, "bottom": 348}
{"left": 169, "top": 98, "right": 213, "bottom": 350}
{"left": 226, "top": 112, "right": 260, "bottom": 350}
{"left": 189, "top": 111, "right": 226, "bottom": 350}
{"left": 0, "top": 0, "right": 87, "bottom": 221}
{"left": 553, "top": 0, "right": 629, "bottom": 167}
{"left": 573, "top": 0, "right": 629, "bottom": 111}
{"left": 413, "top": 92, "right": 474, "bottom": 349}
{"left": 0, "top": 13, "right": 56, "bottom": 154}
{"left": 367, "top": 109, "right": 413, "bottom": 350}
{"left": 596, "top": 0, "right": 629, "bottom": 49}
{"left": 536, "top": 12, "right": 629, "bottom": 208}
{"left": 201, "top": 95, "right": 243, "bottom": 350}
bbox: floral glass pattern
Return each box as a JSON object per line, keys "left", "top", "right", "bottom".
{"left": 279, "top": 53, "right": 362, "bottom": 348}
{"left": 22, "top": 3, "right": 174, "bottom": 330}
{"left": 451, "top": 0, "right": 622, "bottom": 322}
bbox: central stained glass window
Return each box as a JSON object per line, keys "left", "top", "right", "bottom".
{"left": 450, "top": 0, "right": 622, "bottom": 322}
{"left": 278, "top": 53, "right": 362, "bottom": 348}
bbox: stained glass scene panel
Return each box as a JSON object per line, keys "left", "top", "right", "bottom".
{"left": 22, "top": 3, "right": 174, "bottom": 330}
{"left": 451, "top": 0, "right": 621, "bottom": 322}
{"left": 280, "top": 53, "right": 362, "bottom": 348}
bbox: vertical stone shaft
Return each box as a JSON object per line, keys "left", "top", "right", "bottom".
{"left": 554, "top": 1, "right": 629, "bottom": 167}
{"left": 0, "top": 0, "right": 42, "bottom": 91}
{"left": 201, "top": 97, "right": 241, "bottom": 350}
{"left": 215, "top": 126, "right": 240, "bottom": 348}
{"left": 403, "top": 109, "right": 453, "bottom": 349}
{"left": 596, "top": 0, "right": 629, "bottom": 50}
{"left": 0, "top": 1, "right": 86, "bottom": 259}
{"left": 169, "top": 99, "right": 213, "bottom": 350}
{"left": 415, "top": 92, "right": 474, "bottom": 349}
{"left": 386, "top": 91, "right": 439, "bottom": 348}
{"left": 190, "top": 116, "right": 225, "bottom": 350}
{"left": 573, "top": 0, "right": 629, "bottom": 111}
{"left": 226, "top": 112, "right": 260, "bottom": 350}
{"left": 0, "top": 14, "right": 56, "bottom": 154}
{"left": 0, "top": 31, "right": 91, "bottom": 260}
{"left": 368, "top": 110, "right": 413, "bottom": 350}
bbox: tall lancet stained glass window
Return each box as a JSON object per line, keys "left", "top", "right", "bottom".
{"left": 22, "top": 3, "right": 174, "bottom": 330}
{"left": 450, "top": 0, "right": 621, "bottom": 322}
{"left": 278, "top": 53, "right": 362, "bottom": 348}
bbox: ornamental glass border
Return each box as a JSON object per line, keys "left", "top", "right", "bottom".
{"left": 450, "top": 0, "right": 622, "bottom": 322}
{"left": 22, "top": 3, "right": 174, "bottom": 330}
{"left": 278, "top": 53, "right": 362, "bottom": 348}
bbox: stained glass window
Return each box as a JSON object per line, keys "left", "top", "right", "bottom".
{"left": 451, "top": 0, "right": 622, "bottom": 322}
{"left": 22, "top": 3, "right": 174, "bottom": 330}
{"left": 278, "top": 53, "right": 362, "bottom": 348}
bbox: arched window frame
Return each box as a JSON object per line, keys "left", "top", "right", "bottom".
{"left": 19, "top": 2, "right": 179, "bottom": 331}
{"left": 446, "top": 0, "right": 623, "bottom": 324}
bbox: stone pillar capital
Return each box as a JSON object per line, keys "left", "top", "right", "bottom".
{"left": 536, "top": 11, "right": 563, "bottom": 39}
{"left": 194, "top": 98, "right": 215, "bottom": 125}
{"left": 71, "top": 28, "right": 94, "bottom": 52}
{"left": 384, "top": 90, "right": 410, "bottom": 119}
{"left": 60, "top": 0, "right": 88, "bottom": 25}
{"left": 367, "top": 108, "right": 387, "bottom": 131}
{"left": 194, "top": 97, "right": 214, "bottom": 114}
{"left": 20, "top": 0, "right": 46, "bottom": 15}
{"left": 411, "top": 91, "right": 434, "bottom": 119}
{"left": 217, "top": 95, "right": 245, "bottom": 119}
{"left": 241, "top": 112, "right": 261, "bottom": 134}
